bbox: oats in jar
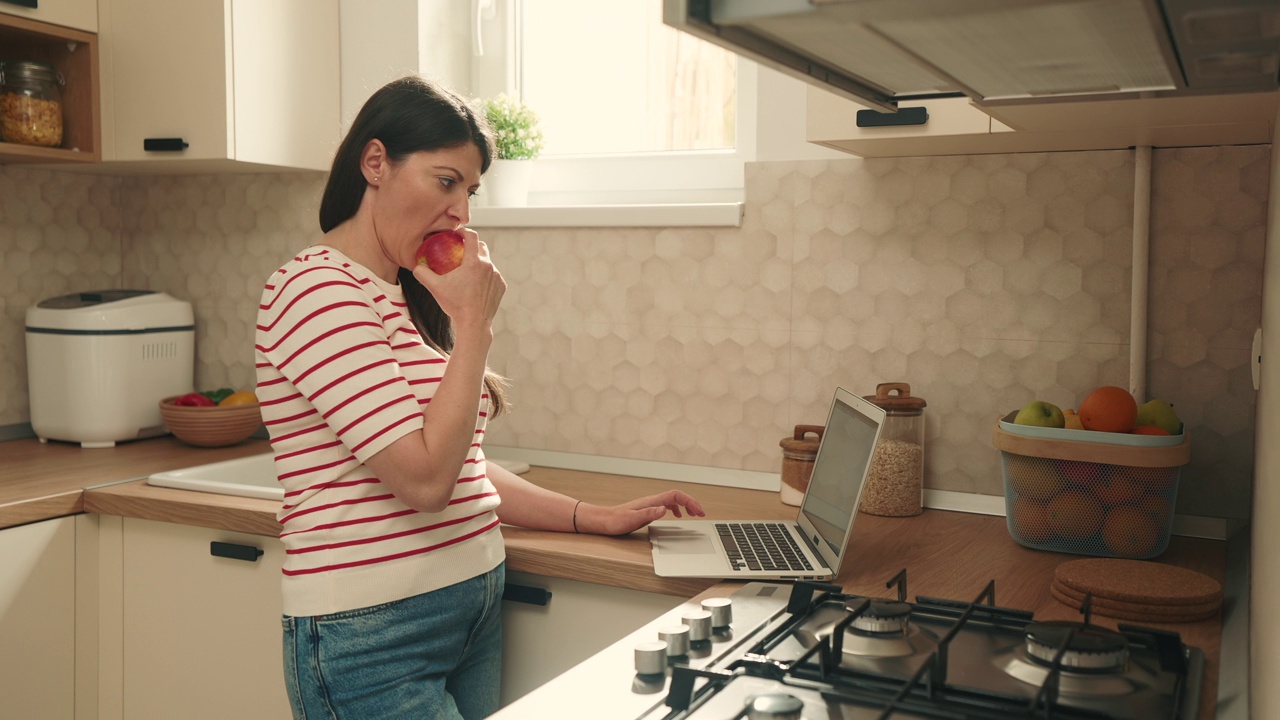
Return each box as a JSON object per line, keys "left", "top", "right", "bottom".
{"left": 1, "top": 93, "right": 64, "bottom": 147}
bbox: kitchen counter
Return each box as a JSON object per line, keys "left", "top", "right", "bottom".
{"left": 0, "top": 436, "right": 272, "bottom": 530}
{"left": 1, "top": 436, "right": 1229, "bottom": 718}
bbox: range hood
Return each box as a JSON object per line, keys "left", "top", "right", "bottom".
{"left": 664, "top": 0, "right": 1280, "bottom": 112}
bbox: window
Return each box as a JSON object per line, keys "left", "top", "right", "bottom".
{"left": 472, "top": 0, "right": 754, "bottom": 206}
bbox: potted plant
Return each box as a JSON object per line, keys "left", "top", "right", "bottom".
{"left": 478, "top": 94, "right": 544, "bottom": 206}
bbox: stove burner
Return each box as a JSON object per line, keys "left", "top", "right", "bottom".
{"left": 745, "top": 692, "right": 803, "bottom": 719}
{"left": 1025, "top": 621, "right": 1130, "bottom": 671}
{"left": 850, "top": 599, "right": 911, "bottom": 635}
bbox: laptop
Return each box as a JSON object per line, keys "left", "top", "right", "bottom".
{"left": 648, "top": 387, "right": 886, "bottom": 581}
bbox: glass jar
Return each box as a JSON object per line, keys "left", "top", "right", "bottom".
{"left": 0, "top": 60, "right": 65, "bottom": 148}
{"left": 860, "top": 382, "right": 927, "bottom": 517}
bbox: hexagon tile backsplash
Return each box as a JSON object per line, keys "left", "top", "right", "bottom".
{"left": 0, "top": 145, "right": 1268, "bottom": 520}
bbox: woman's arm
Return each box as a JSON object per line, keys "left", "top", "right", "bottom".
{"left": 487, "top": 463, "right": 706, "bottom": 535}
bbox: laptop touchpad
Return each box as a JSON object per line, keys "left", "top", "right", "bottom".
{"left": 652, "top": 529, "right": 717, "bottom": 555}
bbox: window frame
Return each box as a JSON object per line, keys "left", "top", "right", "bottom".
{"left": 470, "top": 0, "right": 756, "bottom": 208}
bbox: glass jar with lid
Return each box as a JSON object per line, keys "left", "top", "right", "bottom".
{"left": 860, "top": 382, "right": 927, "bottom": 517}
{"left": 0, "top": 60, "right": 65, "bottom": 148}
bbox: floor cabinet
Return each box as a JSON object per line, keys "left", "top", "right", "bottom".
{"left": 500, "top": 569, "right": 684, "bottom": 706}
{"left": 117, "top": 518, "right": 290, "bottom": 719}
{"left": 0, "top": 516, "right": 77, "bottom": 720}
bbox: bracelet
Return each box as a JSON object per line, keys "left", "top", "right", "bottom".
{"left": 572, "top": 500, "right": 582, "bottom": 534}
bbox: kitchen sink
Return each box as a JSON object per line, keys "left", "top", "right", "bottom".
{"left": 146, "top": 452, "right": 530, "bottom": 501}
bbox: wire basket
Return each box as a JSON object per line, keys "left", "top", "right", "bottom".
{"left": 993, "top": 418, "right": 1190, "bottom": 559}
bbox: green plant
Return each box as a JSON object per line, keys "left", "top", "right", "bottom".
{"left": 480, "top": 94, "right": 545, "bottom": 160}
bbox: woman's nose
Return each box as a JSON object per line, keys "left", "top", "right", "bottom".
{"left": 449, "top": 195, "right": 471, "bottom": 226}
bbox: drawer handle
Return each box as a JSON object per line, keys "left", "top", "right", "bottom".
{"left": 144, "top": 137, "right": 190, "bottom": 152}
{"left": 503, "top": 583, "right": 552, "bottom": 606}
{"left": 856, "top": 106, "right": 929, "bottom": 128}
{"left": 211, "top": 541, "right": 264, "bottom": 562}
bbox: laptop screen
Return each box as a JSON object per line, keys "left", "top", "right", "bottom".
{"left": 800, "top": 392, "right": 883, "bottom": 555}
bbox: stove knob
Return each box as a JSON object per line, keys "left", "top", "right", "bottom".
{"left": 659, "top": 625, "right": 691, "bottom": 657}
{"left": 634, "top": 640, "right": 668, "bottom": 676}
{"left": 746, "top": 692, "right": 804, "bottom": 719}
{"left": 682, "top": 610, "right": 713, "bottom": 642}
{"left": 701, "top": 597, "right": 733, "bottom": 629}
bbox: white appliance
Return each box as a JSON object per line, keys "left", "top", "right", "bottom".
{"left": 664, "top": 0, "right": 1280, "bottom": 111}
{"left": 25, "top": 290, "right": 195, "bottom": 448}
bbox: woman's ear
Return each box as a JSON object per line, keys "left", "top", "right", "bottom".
{"left": 361, "top": 139, "right": 388, "bottom": 185}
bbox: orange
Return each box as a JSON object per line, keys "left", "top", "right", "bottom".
{"left": 1131, "top": 425, "right": 1170, "bottom": 436}
{"left": 1047, "top": 490, "right": 1103, "bottom": 539}
{"left": 1134, "top": 494, "right": 1173, "bottom": 529}
{"left": 218, "top": 391, "right": 259, "bottom": 407}
{"left": 1057, "top": 460, "right": 1103, "bottom": 488}
{"left": 1119, "top": 465, "right": 1177, "bottom": 491}
{"left": 1101, "top": 504, "right": 1161, "bottom": 557}
{"left": 1005, "top": 453, "right": 1063, "bottom": 500}
{"left": 1077, "top": 386, "right": 1137, "bottom": 433}
{"left": 1010, "top": 497, "right": 1053, "bottom": 543}
{"left": 1087, "top": 470, "right": 1142, "bottom": 507}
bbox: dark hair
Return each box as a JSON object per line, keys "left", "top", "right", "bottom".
{"left": 319, "top": 76, "right": 507, "bottom": 416}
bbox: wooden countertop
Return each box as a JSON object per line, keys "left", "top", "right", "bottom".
{"left": 2, "top": 437, "right": 1227, "bottom": 718}
{"left": 0, "top": 436, "right": 272, "bottom": 530}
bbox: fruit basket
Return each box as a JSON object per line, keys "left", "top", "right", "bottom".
{"left": 159, "top": 396, "right": 262, "bottom": 448}
{"left": 993, "top": 417, "right": 1190, "bottom": 559}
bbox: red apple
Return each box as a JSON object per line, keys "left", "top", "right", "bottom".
{"left": 415, "top": 230, "right": 464, "bottom": 275}
{"left": 174, "top": 392, "right": 215, "bottom": 407}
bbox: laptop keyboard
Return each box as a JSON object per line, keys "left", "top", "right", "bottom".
{"left": 715, "top": 522, "right": 814, "bottom": 573}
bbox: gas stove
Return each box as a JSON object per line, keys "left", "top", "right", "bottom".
{"left": 624, "top": 575, "right": 1204, "bottom": 720}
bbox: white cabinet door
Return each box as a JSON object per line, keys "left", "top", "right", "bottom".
{"left": 121, "top": 518, "right": 291, "bottom": 720}
{"left": 101, "top": 0, "right": 339, "bottom": 170}
{"left": 0, "top": 516, "right": 76, "bottom": 720}
{"left": 499, "top": 570, "right": 684, "bottom": 707}
{"left": 0, "top": 0, "right": 96, "bottom": 31}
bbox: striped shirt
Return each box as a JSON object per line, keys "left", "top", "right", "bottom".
{"left": 255, "top": 246, "right": 503, "bottom": 617}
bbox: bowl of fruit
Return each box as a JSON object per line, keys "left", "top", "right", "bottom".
{"left": 159, "top": 388, "right": 262, "bottom": 447}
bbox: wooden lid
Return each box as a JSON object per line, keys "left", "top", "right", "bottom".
{"left": 780, "top": 425, "right": 824, "bottom": 455}
{"left": 1053, "top": 558, "right": 1222, "bottom": 606}
{"left": 864, "top": 382, "right": 926, "bottom": 414}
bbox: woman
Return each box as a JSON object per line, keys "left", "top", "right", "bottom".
{"left": 254, "top": 76, "right": 703, "bottom": 719}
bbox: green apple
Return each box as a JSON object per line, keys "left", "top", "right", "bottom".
{"left": 1013, "top": 400, "right": 1065, "bottom": 429}
{"left": 1136, "top": 398, "right": 1182, "bottom": 435}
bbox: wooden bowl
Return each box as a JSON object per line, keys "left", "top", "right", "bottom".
{"left": 159, "top": 396, "right": 263, "bottom": 447}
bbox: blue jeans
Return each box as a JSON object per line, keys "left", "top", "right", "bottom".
{"left": 282, "top": 563, "right": 505, "bottom": 719}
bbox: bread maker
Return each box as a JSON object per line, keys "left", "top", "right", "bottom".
{"left": 26, "top": 289, "right": 195, "bottom": 448}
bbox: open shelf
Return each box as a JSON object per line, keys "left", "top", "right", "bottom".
{"left": 0, "top": 14, "right": 99, "bottom": 164}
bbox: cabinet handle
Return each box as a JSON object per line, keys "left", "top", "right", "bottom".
{"left": 856, "top": 106, "right": 929, "bottom": 128}
{"left": 144, "top": 138, "right": 189, "bottom": 152}
{"left": 0, "top": 1, "right": 39, "bottom": 8}
{"left": 503, "top": 583, "right": 552, "bottom": 606}
{"left": 211, "top": 541, "right": 264, "bottom": 562}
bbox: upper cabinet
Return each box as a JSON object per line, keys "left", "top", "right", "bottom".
{"left": 98, "top": 0, "right": 339, "bottom": 172}
{"left": 0, "top": 0, "right": 97, "bottom": 32}
{"left": 0, "top": 13, "right": 100, "bottom": 165}
{"left": 807, "top": 86, "right": 1279, "bottom": 158}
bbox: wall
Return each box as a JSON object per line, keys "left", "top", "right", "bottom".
{"left": 0, "top": 145, "right": 1267, "bottom": 520}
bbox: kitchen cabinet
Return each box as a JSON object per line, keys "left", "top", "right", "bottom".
{"left": 0, "top": 0, "right": 96, "bottom": 32}
{"left": 808, "top": 85, "right": 1279, "bottom": 158}
{"left": 97, "top": 0, "right": 339, "bottom": 171}
{"left": 0, "top": 13, "right": 100, "bottom": 165}
{"left": 119, "top": 518, "right": 290, "bottom": 719}
{"left": 500, "top": 569, "right": 684, "bottom": 707}
{"left": 0, "top": 516, "right": 76, "bottom": 720}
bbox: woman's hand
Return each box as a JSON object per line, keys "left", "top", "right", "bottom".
{"left": 575, "top": 490, "right": 706, "bottom": 536}
{"left": 411, "top": 229, "right": 505, "bottom": 334}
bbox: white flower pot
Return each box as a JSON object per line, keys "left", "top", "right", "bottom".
{"left": 481, "top": 159, "right": 534, "bottom": 207}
